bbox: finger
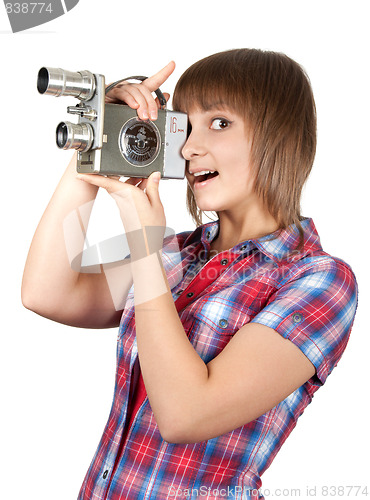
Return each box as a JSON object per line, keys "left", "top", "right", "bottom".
{"left": 110, "top": 84, "right": 158, "bottom": 120}
{"left": 124, "top": 177, "right": 146, "bottom": 186}
{"left": 76, "top": 173, "right": 128, "bottom": 195}
{"left": 107, "top": 85, "right": 142, "bottom": 109}
{"left": 142, "top": 61, "right": 176, "bottom": 93}
{"left": 105, "top": 92, "right": 139, "bottom": 108}
{"left": 105, "top": 95, "right": 121, "bottom": 104}
{"left": 125, "top": 177, "right": 149, "bottom": 191}
{"left": 138, "top": 178, "right": 149, "bottom": 191}
{"left": 155, "top": 93, "right": 170, "bottom": 109}
{"left": 128, "top": 84, "right": 159, "bottom": 120}
{"left": 145, "top": 171, "right": 162, "bottom": 207}
{"left": 135, "top": 84, "right": 161, "bottom": 120}
{"left": 124, "top": 86, "right": 154, "bottom": 119}
{"left": 105, "top": 83, "right": 134, "bottom": 105}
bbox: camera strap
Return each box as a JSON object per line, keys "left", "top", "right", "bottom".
{"left": 105, "top": 76, "right": 167, "bottom": 109}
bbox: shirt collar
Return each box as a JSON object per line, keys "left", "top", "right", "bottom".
{"left": 185, "top": 218, "right": 323, "bottom": 263}
{"left": 252, "top": 218, "right": 323, "bottom": 263}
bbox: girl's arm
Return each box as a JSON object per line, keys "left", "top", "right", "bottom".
{"left": 134, "top": 265, "right": 316, "bottom": 444}
{"left": 77, "top": 170, "right": 316, "bottom": 444}
{"left": 22, "top": 62, "right": 175, "bottom": 329}
{"left": 21, "top": 153, "right": 126, "bottom": 328}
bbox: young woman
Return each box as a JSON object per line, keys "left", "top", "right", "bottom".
{"left": 22, "top": 49, "right": 358, "bottom": 499}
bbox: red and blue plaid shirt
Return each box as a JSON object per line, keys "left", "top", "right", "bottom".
{"left": 78, "top": 218, "right": 357, "bottom": 500}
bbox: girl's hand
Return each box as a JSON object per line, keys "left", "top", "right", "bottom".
{"left": 76, "top": 172, "right": 166, "bottom": 258}
{"left": 105, "top": 61, "right": 175, "bottom": 121}
{"left": 77, "top": 63, "right": 175, "bottom": 255}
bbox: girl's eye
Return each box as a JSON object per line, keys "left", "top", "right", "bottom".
{"left": 210, "top": 118, "right": 231, "bottom": 130}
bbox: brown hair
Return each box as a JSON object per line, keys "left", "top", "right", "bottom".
{"left": 172, "top": 49, "right": 317, "bottom": 245}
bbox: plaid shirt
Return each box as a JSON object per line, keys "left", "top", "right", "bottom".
{"left": 78, "top": 218, "right": 358, "bottom": 500}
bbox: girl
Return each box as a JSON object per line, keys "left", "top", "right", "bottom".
{"left": 22, "top": 49, "right": 358, "bottom": 499}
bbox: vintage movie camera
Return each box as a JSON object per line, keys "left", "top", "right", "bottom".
{"left": 37, "top": 67, "right": 188, "bottom": 179}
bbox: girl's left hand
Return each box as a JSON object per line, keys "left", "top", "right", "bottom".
{"left": 105, "top": 61, "right": 175, "bottom": 121}
{"left": 76, "top": 172, "right": 166, "bottom": 256}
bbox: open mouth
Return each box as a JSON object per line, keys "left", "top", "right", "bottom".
{"left": 193, "top": 171, "right": 219, "bottom": 183}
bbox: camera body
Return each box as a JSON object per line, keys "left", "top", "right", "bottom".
{"left": 38, "top": 67, "right": 188, "bottom": 179}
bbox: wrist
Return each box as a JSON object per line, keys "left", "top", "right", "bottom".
{"left": 127, "top": 226, "right": 164, "bottom": 262}
{"left": 130, "top": 252, "right": 169, "bottom": 306}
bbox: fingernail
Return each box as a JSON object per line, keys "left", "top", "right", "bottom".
{"left": 142, "top": 110, "right": 149, "bottom": 120}
{"left": 152, "top": 172, "right": 161, "bottom": 183}
{"left": 150, "top": 110, "right": 157, "bottom": 120}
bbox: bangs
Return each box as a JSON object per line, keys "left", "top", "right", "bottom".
{"left": 172, "top": 56, "right": 248, "bottom": 116}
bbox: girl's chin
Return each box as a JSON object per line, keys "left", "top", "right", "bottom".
{"left": 195, "top": 203, "right": 220, "bottom": 214}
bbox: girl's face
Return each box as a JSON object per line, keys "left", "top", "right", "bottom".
{"left": 183, "top": 107, "right": 256, "bottom": 216}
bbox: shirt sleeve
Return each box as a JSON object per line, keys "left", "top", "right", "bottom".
{"left": 250, "top": 257, "right": 358, "bottom": 385}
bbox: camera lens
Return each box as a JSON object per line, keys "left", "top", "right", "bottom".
{"left": 37, "top": 67, "right": 49, "bottom": 94}
{"left": 37, "top": 67, "right": 96, "bottom": 100}
{"left": 56, "top": 123, "right": 69, "bottom": 148}
{"left": 56, "top": 121, "right": 93, "bottom": 152}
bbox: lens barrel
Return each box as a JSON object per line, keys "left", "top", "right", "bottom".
{"left": 37, "top": 67, "right": 96, "bottom": 101}
{"left": 56, "top": 122, "right": 94, "bottom": 152}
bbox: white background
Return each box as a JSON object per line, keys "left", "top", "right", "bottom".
{"left": 1, "top": 1, "right": 369, "bottom": 498}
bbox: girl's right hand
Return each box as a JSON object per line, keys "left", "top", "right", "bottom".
{"left": 105, "top": 61, "right": 175, "bottom": 121}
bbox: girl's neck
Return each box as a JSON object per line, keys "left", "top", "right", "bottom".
{"left": 209, "top": 205, "right": 279, "bottom": 255}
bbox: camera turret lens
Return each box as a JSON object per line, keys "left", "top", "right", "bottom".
{"left": 56, "top": 123, "right": 69, "bottom": 149}
{"left": 37, "top": 68, "right": 49, "bottom": 94}
{"left": 37, "top": 67, "right": 96, "bottom": 101}
{"left": 56, "top": 121, "right": 93, "bottom": 152}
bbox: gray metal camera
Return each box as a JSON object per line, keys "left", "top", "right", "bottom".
{"left": 37, "top": 67, "right": 188, "bottom": 179}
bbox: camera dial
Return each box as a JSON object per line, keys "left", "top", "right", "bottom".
{"left": 119, "top": 118, "right": 161, "bottom": 167}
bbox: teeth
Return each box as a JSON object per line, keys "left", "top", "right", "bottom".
{"left": 192, "top": 170, "right": 216, "bottom": 177}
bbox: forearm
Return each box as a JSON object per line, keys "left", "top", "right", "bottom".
{"left": 132, "top": 251, "right": 209, "bottom": 441}
{"left": 21, "top": 154, "right": 99, "bottom": 313}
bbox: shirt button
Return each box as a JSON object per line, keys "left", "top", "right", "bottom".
{"left": 292, "top": 313, "right": 303, "bottom": 323}
{"left": 218, "top": 319, "right": 228, "bottom": 328}
{"left": 206, "top": 231, "right": 211, "bottom": 239}
{"left": 240, "top": 245, "right": 247, "bottom": 251}
{"left": 187, "top": 292, "right": 194, "bottom": 298}
{"left": 103, "top": 470, "right": 109, "bottom": 479}
{"left": 177, "top": 289, "right": 183, "bottom": 295}
{"left": 220, "top": 258, "right": 228, "bottom": 266}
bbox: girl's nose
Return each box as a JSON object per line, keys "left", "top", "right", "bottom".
{"left": 181, "top": 130, "right": 207, "bottom": 160}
